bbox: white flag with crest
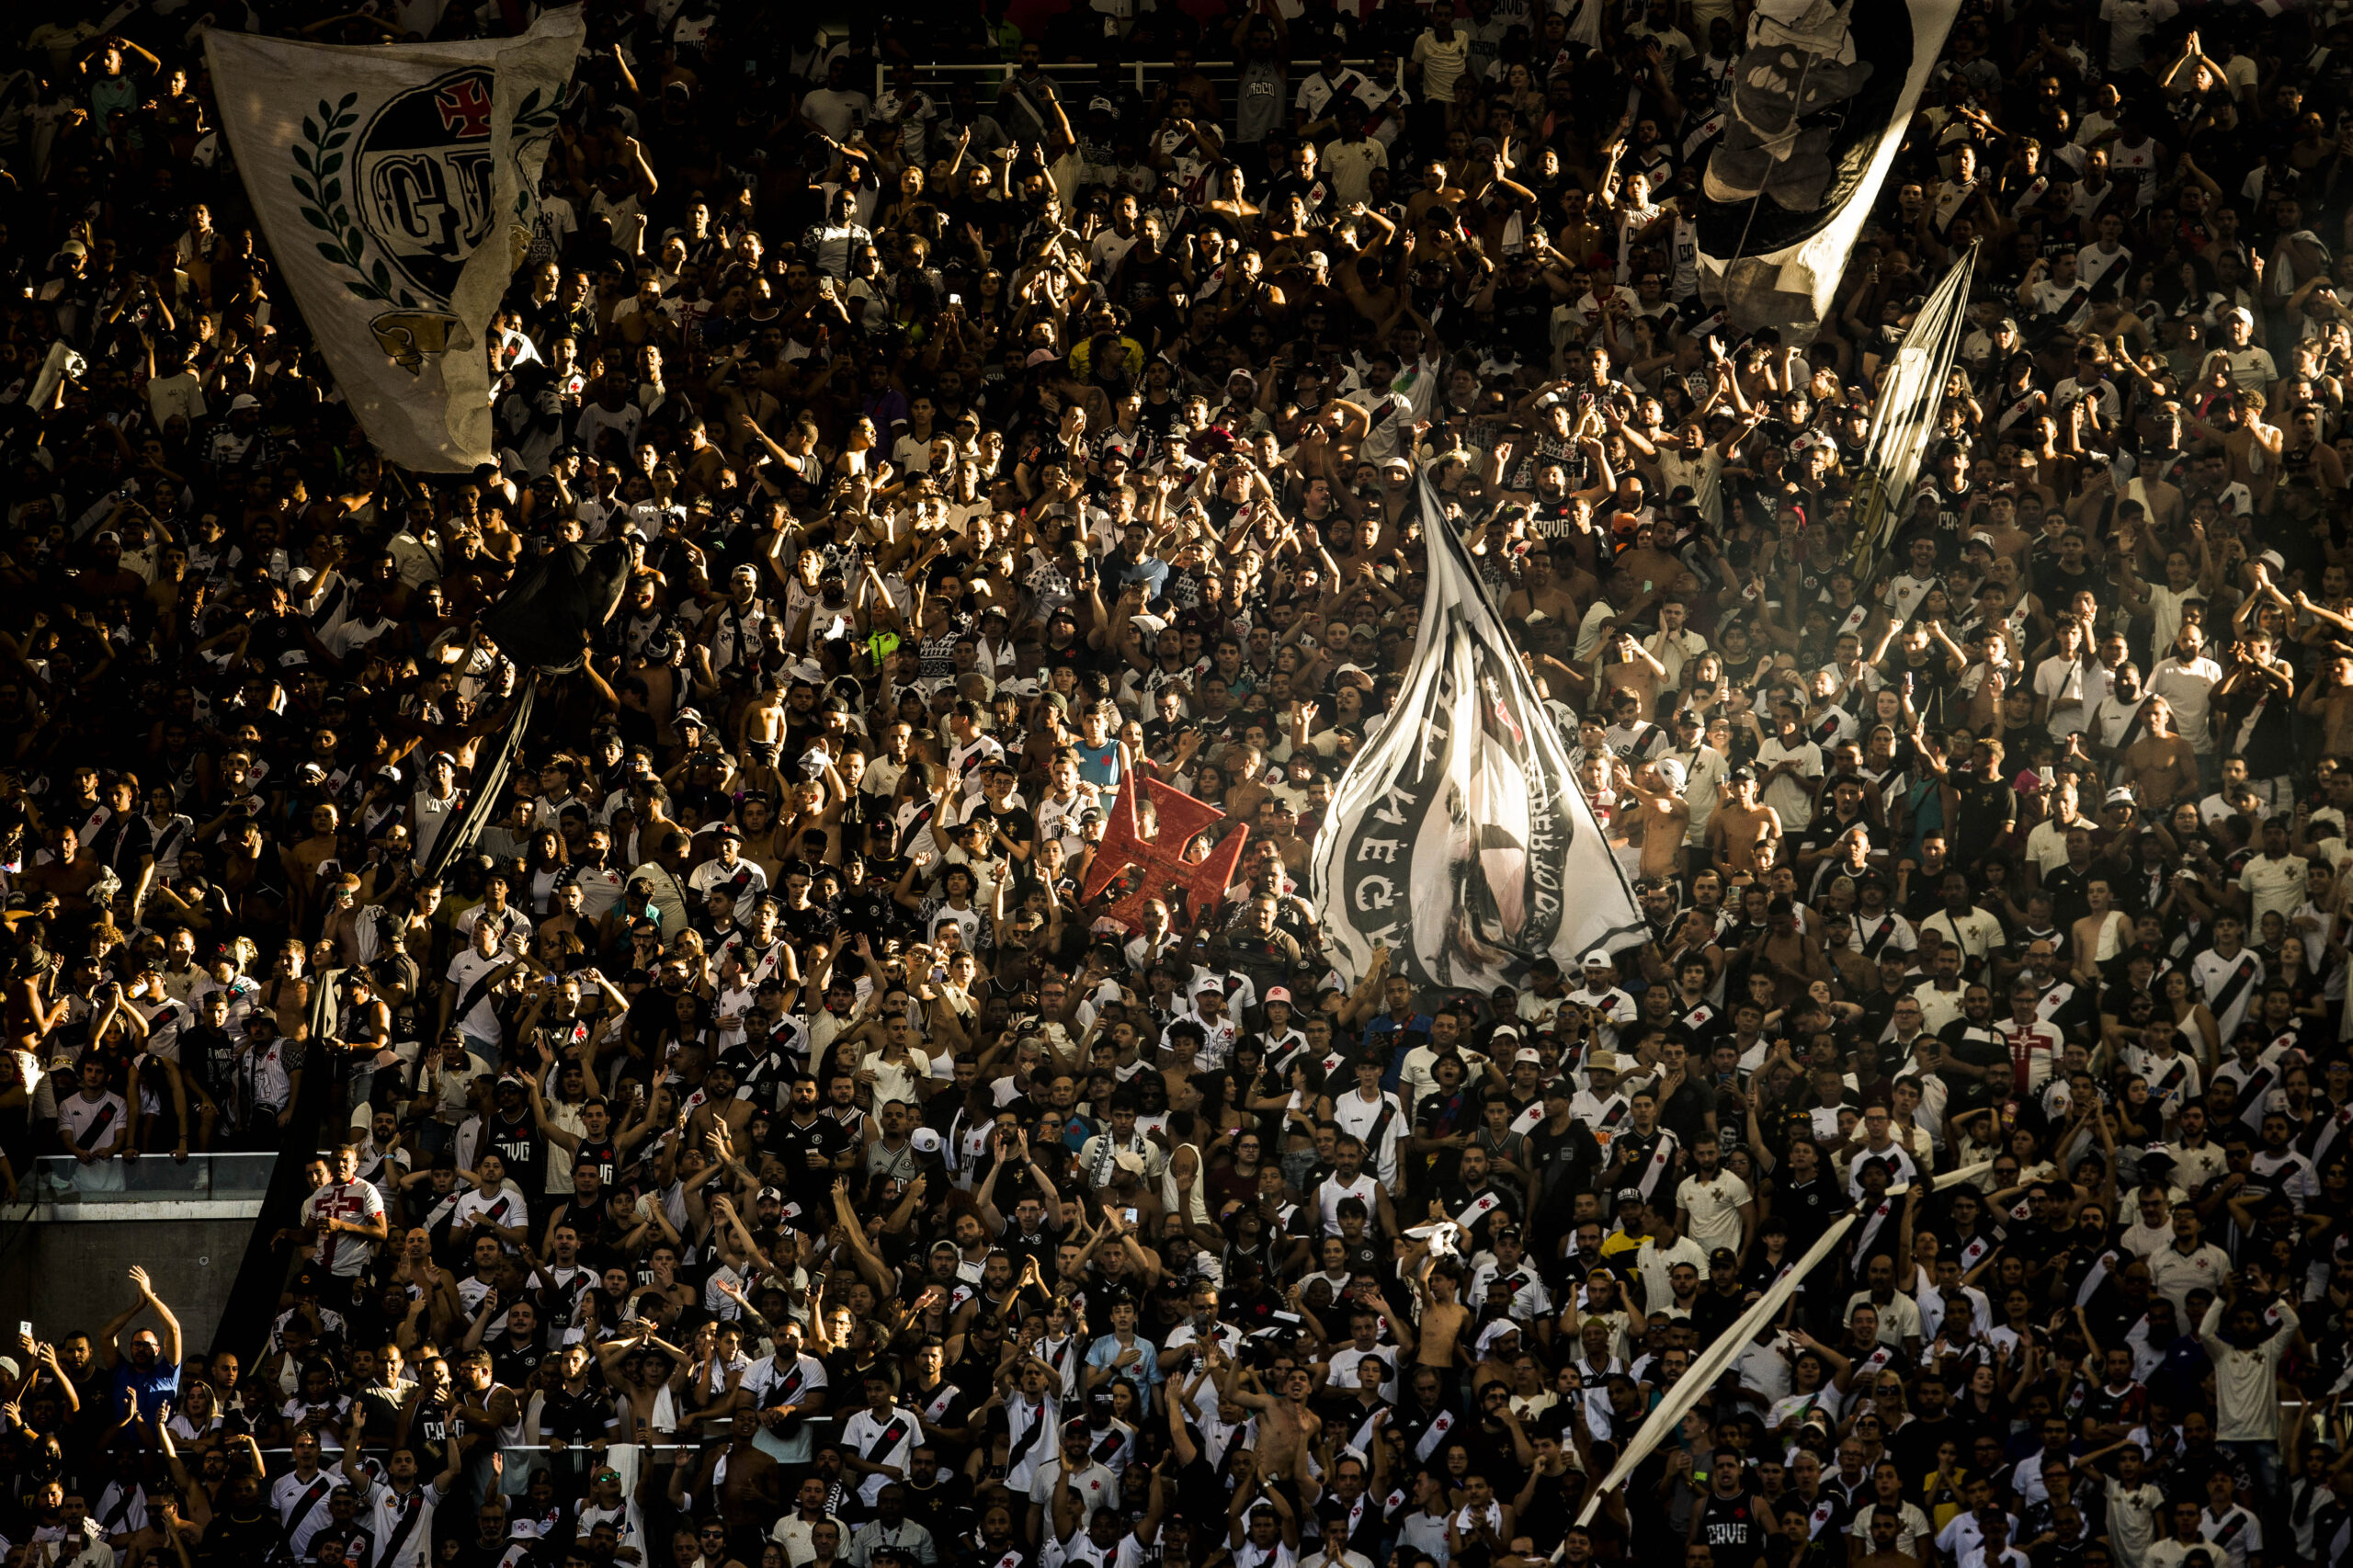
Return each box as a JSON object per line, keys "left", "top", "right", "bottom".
{"left": 203, "top": 10, "right": 585, "bottom": 471}
{"left": 1310, "top": 473, "right": 1643, "bottom": 993}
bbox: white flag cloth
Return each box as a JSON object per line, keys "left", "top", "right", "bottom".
{"left": 1569, "top": 1162, "right": 1992, "bottom": 1535}
{"left": 203, "top": 11, "right": 585, "bottom": 471}
{"left": 1311, "top": 473, "right": 1642, "bottom": 993}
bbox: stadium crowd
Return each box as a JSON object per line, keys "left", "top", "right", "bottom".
{"left": 6, "top": 0, "right": 2353, "bottom": 1566}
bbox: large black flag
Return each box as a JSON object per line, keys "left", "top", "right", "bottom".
{"left": 1695, "top": 0, "right": 1961, "bottom": 339}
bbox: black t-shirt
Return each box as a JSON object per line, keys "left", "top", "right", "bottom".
{"left": 1777, "top": 1175, "right": 1841, "bottom": 1255}
{"left": 1689, "top": 1284, "right": 1748, "bottom": 1344}
{"left": 1951, "top": 777, "right": 2017, "bottom": 849}
{"left": 764, "top": 1111, "right": 855, "bottom": 1202}
{"left": 1772, "top": 1486, "right": 1853, "bottom": 1544}
{"left": 488, "top": 1333, "right": 542, "bottom": 1390}
{"left": 1888, "top": 1410, "right": 1964, "bottom": 1483}
{"left": 832, "top": 883, "right": 900, "bottom": 939}
{"left": 2035, "top": 555, "right": 2112, "bottom": 611}
{"left": 1656, "top": 1078, "right": 1714, "bottom": 1149}
{"left": 962, "top": 800, "right": 1037, "bottom": 850}
{"left": 544, "top": 1196, "right": 606, "bottom": 1251}
{"left": 1938, "top": 1017, "right": 2009, "bottom": 1111}
{"left": 1172, "top": 1451, "right": 1227, "bottom": 1535}
{"left": 1696, "top": 1487, "right": 1768, "bottom": 1564}
{"left": 1797, "top": 812, "right": 1884, "bottom": 866}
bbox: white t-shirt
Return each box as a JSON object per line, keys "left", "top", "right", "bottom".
{"left": 2147, "top": 654, "right": 2222, "bottom": 753}
{"left": 1756, "top": 737, "right": 1823, "bottom": 831}
{"left": 1673, "top": 1170, "right": 1751, "bottom": 1253}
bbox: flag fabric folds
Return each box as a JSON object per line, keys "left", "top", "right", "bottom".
{"left": 1847, "top": 243, "right": 1979, "bottom": 582}
{"left": 1694, "top": 0, "right": 1962, "bottom": 341}
{"left": 203, "top": 10, "right": 585, "bottom": 471}
{"left": 1570, "top": 1162, "right": 1993, "bottom": 1534}
{"left": 1311, "top": 474, "right": 1643, "bottom": 994}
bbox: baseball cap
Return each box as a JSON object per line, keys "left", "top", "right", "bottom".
{"left": 1513, "top": 1048, "right": 1541, "bottom": 1065}
{"left": 911, "top": 1127, "right": 945, "bottom": 1154}
{"left": 1581, "top": 949, "right": 1612, "bottom": 970}
{"left": 1265, "top": 986, "right": 1291, "bottom": 1004}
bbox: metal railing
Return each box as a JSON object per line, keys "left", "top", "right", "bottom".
{"left": 248, "top": 1428, "right": 835, "bottom": 1459}
{"left": 19, "top": 1152, "right": 279, "bottom": 1208}
{"left": 873, "top": 59, "right": 1388, "bottom": 137}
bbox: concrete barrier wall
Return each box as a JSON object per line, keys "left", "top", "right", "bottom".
{"left": 0, "top": 1218, "right": 256, "bottom": 1352}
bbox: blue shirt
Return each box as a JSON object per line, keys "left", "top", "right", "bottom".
{"left": 111, "top": 1357, "right": 180, "bottom": 1421}
{"left": 1073, "top": 740, "right": 1123, "bottom": 794}
{"left": 1085, "top": 1334, "right": 1162, "bottom": 1415}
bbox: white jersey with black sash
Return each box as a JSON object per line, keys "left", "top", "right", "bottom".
{"left": 1003, "top": 1392, "right": 1059, "bottom": 1493}
{"left": 840, "top": 1404, "right": 925, "bottom": 1505}
{"left": 1851, "top": 910, "right": 1915, "bottom": 960}
{"left": 2192, "top": 945, "right": 2266, "bottom": 1043}
{"left": 271, "top": 1467, "right": 339, "bottom": 1562}
{"left": 362, "top": 1480, "right": 445, "bottom": 1568}
{"left": 745, "top": 1350, "right": 828, "bottom": 1460}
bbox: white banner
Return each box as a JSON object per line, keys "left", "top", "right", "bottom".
{"left": 1693, "top": 0, "right": 1962, "bottom": 341}
{"left": 1849, "top": 244, "right": 1977, "bottom": 580}
{"left": 1571, "top": 1161, "right": 1992, "bottom": 1532}
{"left": 204, "top": 11, "right": 584, "bottom": 471}
{"left": 1310, "top": 474, "right": 1643, "bottom": 994}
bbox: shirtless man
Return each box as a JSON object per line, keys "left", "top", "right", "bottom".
{"left": 738, "top": 673, "right": 790, "bottom": 770}
{"left": 1597, "top": 629, "right": 1667, "bottom": 712}
{"left": 735, "top": 792, "right": 787, "bottom": 881}
{"left": 2297, "top": 645, "right": 2353, "bottom": 760}
{"left": 1617, "top": 756, "right": 1692, "bottom": 881}
{"left": 280, "top": 802, "right": 343, "bottom": 926}
{"left": 1754, "top": 896, "right": 1831, "bottom": 1011}
{"left": 1413, "top": 1252, "right": 1472, "bottom": 1370}
{"left": 1613, "top": 520, "right": 1684, "bottom": 597}
{"left": 1503, "top": 549, "right": 1589, "bottom": 626}
{"left": 1404, "top": 155, "right": 1466, "bottom": 225}
{"left": 20, "top": 824, "right": 102, "bottom": 915}
{"left": 2120, "top": 696, "right": 2200, "bottom": 813}
{"left": 1708, "top": 766, "right": 1780, "bottom": 881}
{"left": 1229, "top": 1366, "right": 1323, "bottom": 1481}
{"left": 1851, "top": 1506, "right": 1918, "bottom": 1568}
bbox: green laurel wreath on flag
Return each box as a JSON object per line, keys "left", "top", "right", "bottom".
{"left": 291, "top": 93, "right": 420, "bottom": 310}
